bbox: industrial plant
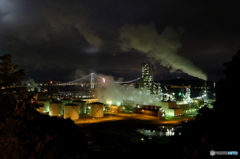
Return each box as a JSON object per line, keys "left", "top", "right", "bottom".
{"left": 31, "top": 63, "right": 215, "bottom": 122}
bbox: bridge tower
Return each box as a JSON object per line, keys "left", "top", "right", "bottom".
{"left": 90, "top": 73, "right": 94, "bottom": 89}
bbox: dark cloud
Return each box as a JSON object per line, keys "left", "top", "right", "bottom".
{"left": 0, "top": 0, "right": 240, "bottom": 82}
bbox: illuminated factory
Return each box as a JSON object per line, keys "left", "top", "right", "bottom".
{"left": 32, "top": 63, "right": 213, "bottom": 120}
{"left": 141, "top": 63, "right": 154, "bottom": 94}
{"left": 134, "top": 63, "right": 211, "bottom": 117}
{"left": 141, "top": 63, "right": 162, "bottom": 96}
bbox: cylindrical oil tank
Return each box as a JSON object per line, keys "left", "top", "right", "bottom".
{"left": 73, "top": 100, "right": 86, "bottom": 114}
{"left": 49, "top": 101, "right": 63, "bottom": 116}
{"left": 118, "top": 106, "right": 125, "bottom": 113}
{"left": 90, "top": 102, "right": 104, "bottom": 117}
{"left": 61, "top": 98, "right": 72, "bottom": 107}
{"left": 36, "top": 99, "right": 50, "bottom": 113}
{"left": 64, "top": 103, "right": 79, "bottom": 120}
{"left": 108, "top": 105, "right": 118, "bottom": 114}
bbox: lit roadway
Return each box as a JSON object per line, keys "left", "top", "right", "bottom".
{"left": 75, "top": 113, "right": 196, "bottom": 125}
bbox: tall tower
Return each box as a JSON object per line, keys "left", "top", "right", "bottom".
{"left": 90, "top": 73, "right": 94, "bottom": 89}
{"left": 141, "top": 63, "right": 154, "bottom": 94}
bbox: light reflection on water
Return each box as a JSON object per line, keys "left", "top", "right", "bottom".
{"left": 136, "top": 126, "right": 182, "bottom": 138}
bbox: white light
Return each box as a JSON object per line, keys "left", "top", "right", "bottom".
{"left": 102, "top": 78, "right": 105, "bottom": 83}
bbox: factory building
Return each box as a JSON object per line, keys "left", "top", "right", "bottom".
{"left": 141, "top": 63, "right": 154, "bottom": 94}
{"left": 141, "top": 63, "right": 162, "bottom": 96}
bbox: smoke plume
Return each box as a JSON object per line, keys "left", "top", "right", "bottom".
{"left": 119, "top": 23, "right": 207, "bottom": 80}
{"left": 94, "top": 73, "right": 161, "bottom": 106}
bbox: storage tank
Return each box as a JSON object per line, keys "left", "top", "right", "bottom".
{"left": 49, "top": 101, "right": 63, "bottom": 116}
{"left": 36, "top": 99, "right": 50, "bottom": 113}
{"left": 73, "top": 100, "right": 86, "bottom": 114}
{"left": 106, "top": 105, "right": 118, "bottom": 114}
{"left": 64, "top": 103, "right": 79, "bottom": 120}
{"left": 109, "top": 105, "right": 118, "bottom": 113}
{"left": 61, "top": 98, "right": 72, "bottom": 106}
{"left": 118, "top": 106, "right": 125, "bottom": 113}
{"left": 90, "top": 102, "right": 104, "bottom": 117}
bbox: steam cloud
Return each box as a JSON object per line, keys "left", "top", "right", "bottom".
{"left": 119, "top": 23, "right": 207, "bottom": 80}
{"left": 94, "top": 74, "right": 161, "bottom": 105}
{"left": 22, "top": 77, "right": 39, "bottom": 91}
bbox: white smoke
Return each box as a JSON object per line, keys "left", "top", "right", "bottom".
{"left": 119, "top": 23, "right": 207, "bottom": 80}
{"left": 94, "top": 73, "right": 161, "bottom": 106}
{"left": 22, "top": 77, "right": 39, "bottom": 91}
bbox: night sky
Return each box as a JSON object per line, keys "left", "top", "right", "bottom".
{"left": 0, "top": 0, "right": 239, "bottom": 82}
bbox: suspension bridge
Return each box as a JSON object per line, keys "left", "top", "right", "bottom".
{"left": 42, "top": 73, "right": 142, "bottom": 89}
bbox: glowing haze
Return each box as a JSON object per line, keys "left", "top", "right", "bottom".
{"left": 94, "top": 74, "right": 161, "bottom": 106}
{"left": 119, "top": 23, "right": 207, "bottom": 81}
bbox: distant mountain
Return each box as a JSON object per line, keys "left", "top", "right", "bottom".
{"left": 156, "top": 78, "right": 214, "bottom": 88}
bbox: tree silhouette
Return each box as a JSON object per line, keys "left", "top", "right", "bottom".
{"left": 214, "top": 50, "right": 240, "bottom": 118}
{"left": 179, "top": 49, "right": 240, "bottom": 158}
{"left": 0, "top": 54, "right": 37, "bottom": 158}
{"left": 0, "top": 54, "right": 88, "bottom": 159}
